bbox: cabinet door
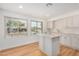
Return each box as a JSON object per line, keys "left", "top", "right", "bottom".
{"left": 44, "top": 36, "right": 60, "bottom": 56}
{"left": 52, "top": 37, "right": 60, "bottom": 55}
{"left": 60, "top": 34, "right": 72, "bottom": 47}
{"left": 55, "top": 19, "right": 66, "bottom": 30}
{"left": 44, "top": 36, "right": 53, "bottom": 55}
{"left": 66, "top": 35, "right": 72, "bottom": 47}
{"left": 47, "top": 21, "right": 53, "bottom": 29}
{"left": 73, "top": 15, "right": 79, "bottom": 27}
{"left": 71, "top": 35, "right": 79, "bottom": 50}
{"left": 66, "top": 17, "right": 73, "bottom": 28}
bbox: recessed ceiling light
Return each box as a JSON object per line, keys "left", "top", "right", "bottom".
{"left": 19, "top": 5, "right": 23, "bottom": 8}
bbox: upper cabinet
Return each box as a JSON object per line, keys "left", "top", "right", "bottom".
{"left": 73, "top": 15, "right": 79, "bottom": 27}
{"left": 54, "top": 15, "right": 79, "bottom": 30}
{"left": 47, "top": 21, "right": 53, "bottom": 33}
{"left": 66, "top": 15, "right": 79, "bottom": 28}
{"left": 65, "top": 16, "right": 73, "bottom": 28}
{"left": 47, "top": 21, "right": 53, "bottom": 29}
{"left": 54, "top": 18, "right": 67, "bottom": 30}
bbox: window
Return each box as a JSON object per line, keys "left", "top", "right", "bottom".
{"left": 5, "top": 17, "right": 27, "bottom": 35}
{"left": 31, "top": 21, "right": 43, "bottom": 34}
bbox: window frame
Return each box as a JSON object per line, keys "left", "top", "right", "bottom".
{"left": 4, "top": 16, "right": 28, "bottom": 35}
{"left": 30, "top": 20, "right": 43, "bottom": 34}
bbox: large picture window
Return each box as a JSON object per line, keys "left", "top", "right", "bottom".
{"left": 31, "top": 21, "right": 43, "bottom": 34}
{"left": 5, "top": 17, "right": 27, "bottom": 35}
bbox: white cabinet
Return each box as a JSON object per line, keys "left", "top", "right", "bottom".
{"left": 55, "top": 15, "right": 79, "bottom": 29}
{"left": 47, "top": 21, "right": 53, "bottom": 29}
{"left": 54, "top": 19, "right": 66, "bottom": 30}
{"left": 39, "top": 34, "right": 60, "bottom": 56}
{"left": 43, "top": 36, "right": 53, "bottom": 55}
{"left": 65, "top": 17, "right": 73, "bottom": 28}
{"left": 61, "top": 34, "right": 79, "bottom": 50}
{"left": 66, "top": 15, "right": 79, "bottom": 28}
{"left": 73, "top": 15, "right": 79, "bottom": 27}
{"left": 71, "top": 35, "right": 79, "bottom": 50}
{"left": 60, "top": 34, "right": 72, "bottom": 47}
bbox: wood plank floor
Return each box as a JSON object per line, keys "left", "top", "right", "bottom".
{"left": 0, "top": 42, "right": 79, "bottom": 56}
{"left": 0, "top": 42, "right": 46, "bottom": 56}
{"left": 58, "top": 45, "right": 79, "bottom": 56}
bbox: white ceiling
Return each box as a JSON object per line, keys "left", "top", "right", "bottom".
{"left": 0, "top": 3, "right": 79, "bottom": 19}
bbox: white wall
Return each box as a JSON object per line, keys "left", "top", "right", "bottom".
{"left": 0, "top": 9, "right": 47, "bottom": 50}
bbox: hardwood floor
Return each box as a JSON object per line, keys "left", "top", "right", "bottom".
{"left": 0, "top": 42, "right": 79, "bottom": 56}
{"left": 0, "top": 42, "right": 46, "bottom": 56}
{"left": 58, "top": 45, "right": 79, "bottom": 56}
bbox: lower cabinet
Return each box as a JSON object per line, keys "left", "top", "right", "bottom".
{"left": 60, "top": 34, "right": 79, "bottom": 50}
{"left": 39, "top": 35, "right": 60, "bottom": 56}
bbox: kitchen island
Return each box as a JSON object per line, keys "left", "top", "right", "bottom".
{"left": 38, "top": 33, "right": 60, "bottom": 56}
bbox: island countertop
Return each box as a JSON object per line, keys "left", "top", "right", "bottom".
{"left": 37, "top": 33, "right": 60, "bottom": 39}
